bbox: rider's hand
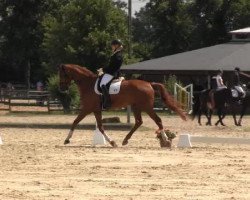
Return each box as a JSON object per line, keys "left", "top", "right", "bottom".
{"left": 97, "top": 68, "right": 103, "bottom": 76}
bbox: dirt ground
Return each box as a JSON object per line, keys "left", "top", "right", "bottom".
{"left": 0, "top": 113, "right": 249, "bottom": 200}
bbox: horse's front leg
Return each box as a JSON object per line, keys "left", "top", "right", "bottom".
{"left": 232, "top": 112, "right": 238, "bottom": 126}
{"left": 231, "top": 103, "right": 239, "bottom": 126}
{"left": 219, "top": 108, "right": 226, "bottom": 126}
{"left": 64, "top": 111, "right": 88, "bottom": 145}
{"left": 94, "top": 111, "right": 118, "bottom": 147}
{"left": 208, "top": 109, "right": 213, "bottom": 126}
{"left": 215, "top": 108, "right": 224, "bottom": 126}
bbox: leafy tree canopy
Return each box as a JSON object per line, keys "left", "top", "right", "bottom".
{"left": 42, "top": 0, "right": 128, "bottom": 74}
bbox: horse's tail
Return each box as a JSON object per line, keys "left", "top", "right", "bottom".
{"left": 150, "top": 82, "right": 187, "bottom": 121}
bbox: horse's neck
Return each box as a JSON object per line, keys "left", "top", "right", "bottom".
{"left": 75, "top": 76, "right": 97, "bottom": 93}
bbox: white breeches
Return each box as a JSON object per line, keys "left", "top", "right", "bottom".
{"left": 234, "top": 85, "right": 245, "bottom": 97}
{"left": 216, "top": 85, "right": 227, "bottom": 91}
{"left": 100, "top": 74, "right": 114, "bottom": 86}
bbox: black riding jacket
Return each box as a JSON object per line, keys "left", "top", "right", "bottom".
{"left": 103, "top": 50, "right": 123, "bottom": 76}
{"left": 233, "top": 71, "right": 240, "bottom": 85}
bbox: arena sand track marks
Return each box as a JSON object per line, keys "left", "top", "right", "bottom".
{"left": 0, "top": 115, "right": 249, "bottom": 200}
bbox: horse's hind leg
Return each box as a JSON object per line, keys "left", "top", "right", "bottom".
{"left": 122, "top": 106, "right": 142, "bottom": 146}
{"left": 94, "top": 111, "right": 117, "bottom": 147}
{"left": 146, "top": 109, "right": 163, "bottom": 130}
{"left": 145, "top": 109, "right": 171, "bottom": 147}
{"left": 238, "top": 105, "right": 247, "bottom": 126}
{"left": 64, "top": 111, "right": 88, "bottom": 144}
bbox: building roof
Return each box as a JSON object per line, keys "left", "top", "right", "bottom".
{"left": 121, "top": 41, "right": 250, "bottom": 72}
{"left": 229, "top": 27, "right": 250, "bottom": 34}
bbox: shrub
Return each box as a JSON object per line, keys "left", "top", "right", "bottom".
{"left": 164, "top": 75, "right": 183, "bottom": 95}
{"left": 47, "top": 74, "right": 80, "bottom": 113}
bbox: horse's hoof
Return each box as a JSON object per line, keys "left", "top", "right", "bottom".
{"left": 222, "top": 124, "right": 226, "bottom": 126}
{"left": 122, "top": 140, "right": 128, "bottom": 146}
{"left": 110, "top": 141, "right": 118, "bottom": 148}
{"left": 64, "top": 140, "right": 70, "bottom": 145}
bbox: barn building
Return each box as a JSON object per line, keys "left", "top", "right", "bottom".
{"left": 121, "top": 27, "right": 250, "bottom": 89}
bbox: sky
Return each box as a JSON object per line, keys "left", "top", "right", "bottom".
{"left": 121, "top": 0, "right": 149, "bottom": 15}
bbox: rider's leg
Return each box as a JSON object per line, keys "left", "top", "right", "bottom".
{"left": 100, "top": 74, "right": 114, "bottom": 109}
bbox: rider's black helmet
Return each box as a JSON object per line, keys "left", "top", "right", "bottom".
{"left": 111, "top": 39, "right": 122, "bottom": 46}
{"left": 217, "top": 69, "right": 223, "bottom": 75}
{"left": 235, "top": 67, "right": 240, "bottom": 72}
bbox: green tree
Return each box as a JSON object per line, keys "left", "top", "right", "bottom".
{"left": 0, "top": 0, "right": 47, "bottom": 84}
{"left": 42, "top": 0, "right": 128, "bottom": 74}
{"left": 188, "top": 0, "right": 250, "bottom": 48}
{"left": 133, "top": 0, "right": 194, "bottom": 59}
{"left": 133, "top": 0, "right": 250, "bottom": 59}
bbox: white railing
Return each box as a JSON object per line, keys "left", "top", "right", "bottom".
{"left": 174, "top": 83, "right": 193, "bottom": 113}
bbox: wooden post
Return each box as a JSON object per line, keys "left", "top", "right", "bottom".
{"left": 128, "top": 0, "right": 132, "bottom": 58}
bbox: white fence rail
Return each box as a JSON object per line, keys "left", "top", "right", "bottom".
{"left": 174, "top": 83, "right": 193, "bottom": 113}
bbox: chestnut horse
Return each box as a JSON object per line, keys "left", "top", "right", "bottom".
{"left": 59, "top": 64, "right": 187, "bottom": 147}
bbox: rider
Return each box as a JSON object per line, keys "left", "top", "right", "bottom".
{"left": 209, "top": 69, "right": 227, "bottom": 110}
{"left": 233, "top": 67, "right": 246, "bottom": 98}
{"left": 100, "top": 39, "right": 123, "bottom": 109}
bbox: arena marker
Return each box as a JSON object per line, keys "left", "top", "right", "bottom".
{"left": 0, "top": 135, "right": 3, "bottom": 145}
{"left": 92, "top": 126, "right": 106, "bottom": 146}
{"left": 177, "top": 134, "right": 192, "bottom": 148}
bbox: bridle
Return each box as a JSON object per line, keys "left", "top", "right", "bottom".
{"left": 59, "top": 65, "right": 71, "bottom": 90}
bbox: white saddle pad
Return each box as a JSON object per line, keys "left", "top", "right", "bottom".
{"left": 231, "top": 89, "right": 238, "bottom": 98}
{"left": 94, "top": 77, "right": 124, "bottom": 95}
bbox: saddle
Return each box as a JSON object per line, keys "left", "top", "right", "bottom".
{"left": 94, "top": 75, "right": 124, "bottom": 95}
{"left": 231, "top": 87, "right": 245, "bottom": 98}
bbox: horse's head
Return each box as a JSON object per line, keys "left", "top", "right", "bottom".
{"left": 58, "top": 64, "right": 72, "bottom": 92}
{"left": 247, "top": 82, "right": 250, "bottom": 90}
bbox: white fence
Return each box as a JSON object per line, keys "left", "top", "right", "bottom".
{"left": 174, "top": 83, "right": 193, "bottom": 113}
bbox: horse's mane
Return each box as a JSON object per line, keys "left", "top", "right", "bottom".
{"left": 65, "top": 64, "right": 97, "bottom": 78}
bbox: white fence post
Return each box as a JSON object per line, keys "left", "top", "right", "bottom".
{"left": 174, "top": 83, "right": 193, "bottom": 113}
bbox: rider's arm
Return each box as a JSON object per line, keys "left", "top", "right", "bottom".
{"left": 240, "top": 71, "right": 250, "bottom": 79}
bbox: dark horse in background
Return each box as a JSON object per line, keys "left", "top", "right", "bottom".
{"left": 192, "top": 89, "right": 213, "bottom": 126}
{"left": 192, "top": 86, "right": 250, "bottom": 126}
{"left": 237, "top": 86, "right": 250, "bottom": 126}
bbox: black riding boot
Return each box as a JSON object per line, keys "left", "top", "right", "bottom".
{"left": 101, "top": 85, "right": 111, "bottom": 109}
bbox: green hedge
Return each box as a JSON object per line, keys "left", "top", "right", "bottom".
{"left": 47, "top": 75, "right": 80, "bottom": 113}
